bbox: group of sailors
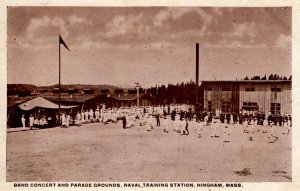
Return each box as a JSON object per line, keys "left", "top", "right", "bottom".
{"left": 132, "top": 109, "right": 292, "bottom": 144}
{"left": 21, "top": 114, "right": 50, "bottom": 130}
{"left": 64, "top": 103, "right": 291, "bottom": 143}
{"left": 21, "top": 104, "right": 292, "bottom": 144}
{"left": 202, "top": 112, "right": 291, "bottom": 143}
{"left": 59, "top": 104, "right": 188, "bottom": 128}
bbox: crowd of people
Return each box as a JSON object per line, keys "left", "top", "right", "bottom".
{"left": 21, "top": 114, "right": 53, "bottom": 130}
{"left": 20, "top": 104, "right": 292, "bottom": 143}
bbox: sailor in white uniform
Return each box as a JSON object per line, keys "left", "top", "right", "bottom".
{"left": 95, "top": 108, "right": 100, "bottom": 122}
{"left": 85, "top": 110, "right": 89, "bottom": 123}
{"left": 29, "top": 114, "right": 34, "bottom": 130}
{"left": 81, "top": 110, "right": 85, "bottom": 124}
{"left": 89, "top": 109, "right": 94, "bottom": 122}
{"left": 223, "top": 123, "right": 230, "bottom": 142}
{"left": 21, "top": 115, "right": 26, "bottom": 129}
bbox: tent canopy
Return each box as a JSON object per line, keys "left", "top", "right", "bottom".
{"left": 18, "top": 96, "right": 76, "bottom": 111}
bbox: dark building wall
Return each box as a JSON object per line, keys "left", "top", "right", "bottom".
{"left": 203, "top": 82, "right": 237, "bottom": 113}
{"left": 231, "top": 83, "right": 240, "bottom": 113}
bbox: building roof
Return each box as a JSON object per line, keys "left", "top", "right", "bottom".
{"left": 7, "top": 95, "right": 36, "bottom": 107}
{"left": 42, "top": 93, "right": 98, "bottom": 103}
{"left": 109, "top": 93, "right": 146, "bottom": 101}
{"left": 18, "top": 96, "right": 76, "bottom": 111}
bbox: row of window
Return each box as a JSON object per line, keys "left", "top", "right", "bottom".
{"left": 207, "top": 102, "right": 281, "bottom": 114}
{"left": 243, "top": 102, "right": 258, "bottom": 106}
{"left": 207, "top": 87, "right": 282, "bottom": 92}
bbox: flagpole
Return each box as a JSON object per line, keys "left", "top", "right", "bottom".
{"left": 59, "top": 36, "right": 61, "bottom": 120}
{"left": 196, "top": 43, "right": 199, "bottom": 111}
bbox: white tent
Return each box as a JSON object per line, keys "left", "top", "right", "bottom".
{"left": 18, "top": 96, "right": 76, "bottom": 111}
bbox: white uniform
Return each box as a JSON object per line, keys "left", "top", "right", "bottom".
{"left": 66, "top": 115, "right": 70, "bottom": 127}
{"left": 283, "top": 118, "right": 289, "bottom": 134}
{"left": 95, "top": 110, "right": 99, "bottom": 122}
{"left": 180, "top": 120, "right": 186, "bottom": 134}
{"left": 204, "top": 115, "right": 209, "bottom": 125}
{"left": 61, "top": 114, "right": 67, "bottom": 127}
{"left": 76, "top": 113, "right": 81, "bottom": 125}
{"left": 103, "top": 112, "right": 108, "bottom": 123}
{"left": 90, "top": 109, "right": 94, "bottom": 122}
{"left": 263, "top": 118, "right": 268, "bottom": 126}
{"left": 224, "top": 124, "right": 230, "bottom": 142}
{"left": 147, "top": 116, "right": 153, "bottom": 131}
{"left": 85, "top": 111, "right": 89, "bottom": 123}
{"left": 211, "top": 117, "right": 218, "bottom": 137}
{"left": 230, "top": 114, "right": 234, "bottom": 124}
{"left": 29, "top": 116, "right": 34, "bottom": 128}
{"left": 34, "top": 118, "right": 39, "bottom": 126}
{"left": 197, "top": 121, "right": 203, "bottom": 138}
{"left": 163, "top": 118, "right": 169, "bottom": 133}
{"left": 39, "top": 118, "right": 46, "bottom": 127}
{"left": 81, "top": 111, "right": 85, "bottom": 123}
{"left": 21, "top": 116, "right": 26, "bottom": 128}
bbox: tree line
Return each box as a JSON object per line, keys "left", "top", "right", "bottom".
{"left": 146, "top": 80, "right": 198, "bottom": 105}
{"left": 243, "top": 74, "right": 292, "bottom": 80}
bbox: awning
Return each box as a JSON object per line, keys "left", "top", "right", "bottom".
{"left": 18, "top": 96, "right": 76, "bottom": 111}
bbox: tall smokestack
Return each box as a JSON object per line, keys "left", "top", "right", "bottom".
{"left": 196, "top": 43, "right": 199, "bottom": 107}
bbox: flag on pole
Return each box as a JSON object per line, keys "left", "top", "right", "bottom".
{"left": 59, "top": 35, "right": 70, "bottom": 51}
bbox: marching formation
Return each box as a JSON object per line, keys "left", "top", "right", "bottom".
{"left": 54, "top": 104, "right": 292, "bottom": 144}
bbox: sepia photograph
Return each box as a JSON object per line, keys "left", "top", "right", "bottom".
{"left": 6, "top": 6, "right": 293, "bottom": 184}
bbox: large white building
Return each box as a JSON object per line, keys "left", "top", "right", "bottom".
{"left": 201, "top": 80, "right": 292, "bottom": 115}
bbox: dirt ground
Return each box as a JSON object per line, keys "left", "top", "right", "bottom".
{"left": 6, "top": 118, "right": 291, "bottom": 182}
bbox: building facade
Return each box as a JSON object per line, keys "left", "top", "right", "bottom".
{"left": 201, "top": 80, "right": 291, "bottom": 115}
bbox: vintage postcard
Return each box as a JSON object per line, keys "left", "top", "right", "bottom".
{"left": 1, "top": 0, "right": 299, "bottom": 191}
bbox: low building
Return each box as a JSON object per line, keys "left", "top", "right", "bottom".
{"left": 201, "top": 80, "right": 291, "bottom": 115}
{"left": 103, "top": 93, "right": 152, "bottom": 108}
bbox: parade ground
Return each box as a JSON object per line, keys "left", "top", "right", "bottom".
{"left": 7, "top": 119, "right": 291, "bottom": 182}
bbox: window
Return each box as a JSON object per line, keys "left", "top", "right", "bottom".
{"left": 270, "top": 103, "right": 281, "bottom": 114}
{"left": 208, "top": 101, "right": 212, "bottom": 112}
{"left": 245, "top": 87, "right": 255, "bottom": 92}
{"left": 222, "top": 87, "right": 231, "bottom": 91}
{"left": 271, "top": 87, "right": 281, "bottom": 100}
{"left": 221, "top": 101, "right": 230, "bottom": 112}
{"left": 243, "top": 102, "right": 258, "bottom": 106}
{"left": 271, "top": 87, "right": 281, "bottom": 92}
{"left": 242, "top": 102, "right": 259, "bottom": 111}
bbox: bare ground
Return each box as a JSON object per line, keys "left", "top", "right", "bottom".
{"left": 6, "top": 119, "right": 291, "bottom": 182}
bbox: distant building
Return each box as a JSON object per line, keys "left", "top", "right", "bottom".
{"left": 67, "top": 88, "right": 79, "bottom": 94}
{"left": 100, "top": 89, "right": 110, "bottom": 94}
{"left": 83, "top": 88, "right": 95, "bottom": 94}
{"left": 104, "top": 94, "right": 152, "bottom": 108}
{"left": 201, "top": 80, "right": 291, "bottom": 115}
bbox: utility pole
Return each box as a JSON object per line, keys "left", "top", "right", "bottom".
{"left": 135, "top": 82, "right": 141, "bottom": 107}
{"left": 196, "top": 43, "right": 199, "bottom": 110}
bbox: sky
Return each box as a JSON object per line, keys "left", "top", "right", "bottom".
{"left": 7, "top": 7, "right": 291, "bottom": 88}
